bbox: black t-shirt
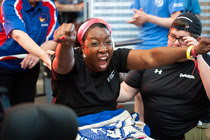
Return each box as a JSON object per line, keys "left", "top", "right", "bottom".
{"left": 125, "top": 55, "right": 210, "bottom": 140}
{"left": 51, "top": 48, "right": 130, "bottom": 117}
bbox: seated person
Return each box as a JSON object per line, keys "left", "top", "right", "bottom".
{"left": 51, "top": 18, "right": 210, "bottom": 139}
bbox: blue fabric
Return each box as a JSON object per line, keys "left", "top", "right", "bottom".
{"left": 78, "top": 109, "right": 151, "bottom": 139}
{"left": 182, "top": 0, "right": 201, "bottom": 14}
{"left": 78, "top": 109, "right": 125, "bottom": 127}
{"left": 0, "top": 0, "right": 59, "bottom": 71}
{"left": 130, "top": 0, "right": 184, "bottom": 50}
{"left": 143, "top": 124, "right": 151, "bottom": 138}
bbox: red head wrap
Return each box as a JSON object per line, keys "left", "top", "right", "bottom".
{"left": 77, "top": 18, "right": 112, "bottom": 45}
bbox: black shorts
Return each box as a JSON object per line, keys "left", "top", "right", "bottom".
{"left": 0, "top": 63, "right": 40, "bottom": 106}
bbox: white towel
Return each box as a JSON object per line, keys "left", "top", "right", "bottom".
{"left": 76, "top": 109, "right": 152, "bottom": 140}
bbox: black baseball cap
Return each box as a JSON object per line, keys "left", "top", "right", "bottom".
{"left": 171, "top": 12, "right": 202, "bottom": 36}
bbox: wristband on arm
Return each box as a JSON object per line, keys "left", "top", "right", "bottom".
{"left": 186, "top": 45, "right": 194, "bottom": 60}
{"left": 192, "top": 46, "right": 200, "bottom": 74}
{"left": 187, "top": 45, "right": 200, "bottom": 74}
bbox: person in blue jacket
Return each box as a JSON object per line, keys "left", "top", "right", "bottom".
{"left": 0, "top": 0, "right": 59, "bottom": 106}
{"left": 127, "top": 0, "right": 184, "bottom": 50}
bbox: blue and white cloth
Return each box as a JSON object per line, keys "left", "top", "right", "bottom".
{"left": 76, "top": 109, "right": 151, "bottom": 140}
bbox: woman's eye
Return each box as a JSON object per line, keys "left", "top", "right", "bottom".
{"left": 91, "top": 42, "right": 98, "bottom": 46}
{"left": 106, "top": 40, "right": 112, "bottom": 44}
{"left": 171, "top": 35, "right": 176, "bottom": 39}
{"left": 180, "top": 38, "right": 185, "bottom": 43}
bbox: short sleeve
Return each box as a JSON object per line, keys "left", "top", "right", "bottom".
{"left": 125, "top": 70, "right": 145, "bottom": 89}
{"left": 113, "top": 48, "right": 131, "bottom": 72}
{"left": 168, "top": 0, "right": 184, "bottom": 15}
{"left": 190, "top": 0, "right": 201, "bottom": 15}
{"left": 1, "top": 1, "right": 26, "bottom": 36}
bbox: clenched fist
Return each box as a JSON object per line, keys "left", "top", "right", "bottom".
{"left": 54, "top": 23, "right": 76, "bottom": 47}
{"left": 194, "top": 37, "right": 210, "bottom": 55}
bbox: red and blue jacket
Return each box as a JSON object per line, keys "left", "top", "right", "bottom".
{"left": 0, "top": 0, "right": 59, "bottom": 71}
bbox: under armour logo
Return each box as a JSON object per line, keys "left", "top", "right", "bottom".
{"left": 154, "top": 69, "right": 162, "bottom": 74}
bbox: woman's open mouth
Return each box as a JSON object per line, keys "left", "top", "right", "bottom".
{"left": 98, "top": 56, "right": 108, "bottom": 69}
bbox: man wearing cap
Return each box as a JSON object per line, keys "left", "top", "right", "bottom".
{"left": 119, "top": 13, "right": 210, "bottom": 140}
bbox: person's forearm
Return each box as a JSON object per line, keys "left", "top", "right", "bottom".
{"left": 146, "top": 11, "right": 181, "bottom": 28}
{"left": 52, "top": 23, "right": 76, "bottom": 74}
{"left": 118, "top": 82, "right": 139, "bottom": 102}
{"left": 53, "top": 43, "right": 75, "bottom": 74}
{"left": 127, "top": 38, "right": 210, "bottom": 70}
{"left": 146, "top": 15, "right": 174, "bottom": 28}
{"left": 127, "top": 47, "right": 187, "bottom": 69}
{"left": 40, "top": 40, "right": 57, "bottom": 51}
{"left": 197, "top": 55, "right": 210, "bottom": 99}
{"left": 149, "top": 47, "right": 187, "bottom": 65}
{"left": 11, "top": 30, "right": 46, "bottom": 59}
{"left": 134, "top": 94, "right": 144, "bottom": 122}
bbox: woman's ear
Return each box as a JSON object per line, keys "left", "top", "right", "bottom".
{"left": 112, "top": 37, "right": 115, "bottom": 50}
{"left": 81, "top": 46, "right": 86, "bottom": 58}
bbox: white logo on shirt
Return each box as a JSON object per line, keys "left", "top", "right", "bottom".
{"left": 107, "top": 70, "right": 116, "bottom": 82}
{"left": 41, "top": 24, "right": 49, "bottom": 27}
{"left": 154, "top": 69, "right": 162, "bottom": 74}
{"left": 173, "top": 3, "right": 183, "bottom": 8}
{"left": 155, "top": 0, "right": 163, "bottom": 7}
{"left": 179, "top": 73, "right": 195, "bottom": 79}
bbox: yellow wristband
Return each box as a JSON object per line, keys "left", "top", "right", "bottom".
{"left": 186, "top": 45, "right": 194, "bottom": 60}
